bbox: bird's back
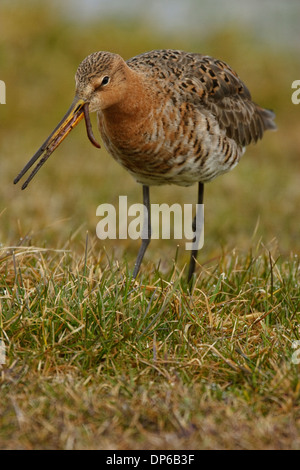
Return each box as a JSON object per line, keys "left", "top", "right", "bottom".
{"left": 127, "top": 49, "right": 276, "bottom": 147}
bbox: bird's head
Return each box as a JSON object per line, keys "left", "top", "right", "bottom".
{"left": 75, "top": 51, "right": 128, "bottom": 112}
{"left": 14, "top": 51, "right": 128, "bottom": 189}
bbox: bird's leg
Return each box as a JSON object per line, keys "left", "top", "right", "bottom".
{"left": 132, "top": 185, "right": 151, "bottom": 279}
{"left": 187, "top": 182, "right": 204, "bottom": 283}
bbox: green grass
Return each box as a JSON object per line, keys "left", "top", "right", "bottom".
{"left": 1, "top": 238, "right": 300, "bottom": 449}
{"left": 1, "top": 2, "right": 300, "bottom": 450}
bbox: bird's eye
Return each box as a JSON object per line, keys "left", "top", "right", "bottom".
{"left": 101, "top": 76, "right": 110, "bottom": 86}
{"left": 94, "top": 76, "right": 110, "bottom": 92}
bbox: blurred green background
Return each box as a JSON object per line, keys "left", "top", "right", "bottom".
{"left": 1, "top": 0, "right": 299, "bottom": 270}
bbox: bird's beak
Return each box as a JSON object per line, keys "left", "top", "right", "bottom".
{"left": 14, "top": 96, "right": 100, "bottom": 190}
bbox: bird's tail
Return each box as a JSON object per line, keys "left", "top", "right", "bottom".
{"left": 258, "top": 107, "right": 277, "bottom": 132}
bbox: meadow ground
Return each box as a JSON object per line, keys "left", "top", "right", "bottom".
{"left": 0, "top": 4, "right": 300, "bottom": 449}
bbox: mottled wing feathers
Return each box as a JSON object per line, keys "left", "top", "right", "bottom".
{"left": 193, "top": 56, "right": 276, "bottom": 146}
{"left": 127, "top": 49, "right": 276, "bottom": 147}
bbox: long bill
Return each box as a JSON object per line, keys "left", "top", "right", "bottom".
{"left": 14, "top": 97, "right": 100, "bottom": 190}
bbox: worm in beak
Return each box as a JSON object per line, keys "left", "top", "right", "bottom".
{"left": 14, "top": 97, "right": 100, "bottom": 190}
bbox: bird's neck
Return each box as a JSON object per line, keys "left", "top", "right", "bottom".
{"left": 102, "top": 69, "right": 152, "bottom": 126}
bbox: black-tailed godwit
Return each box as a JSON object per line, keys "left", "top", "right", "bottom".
{"left": 14, "top": 49, "right": 276, "bottom": 281}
